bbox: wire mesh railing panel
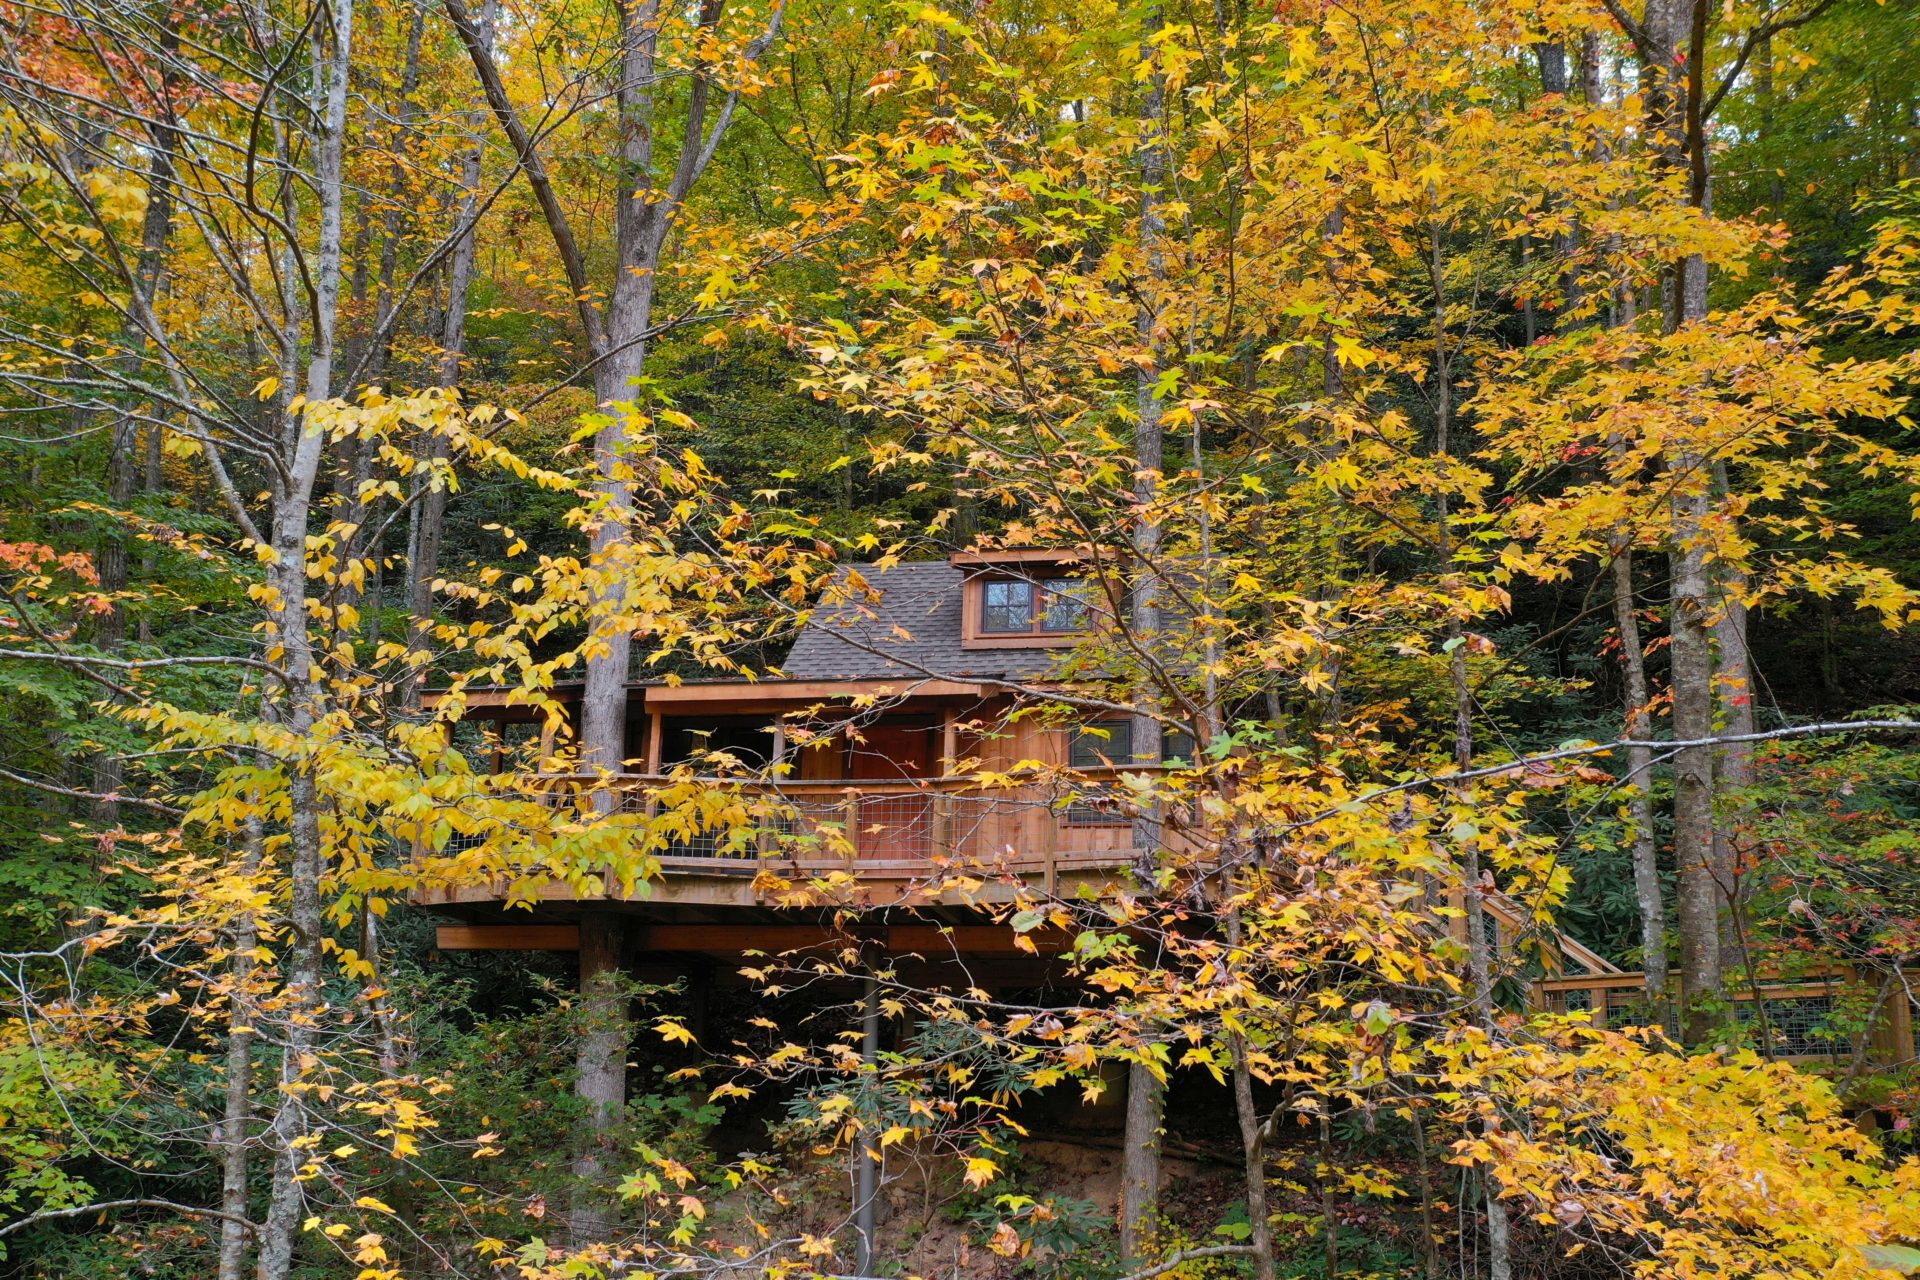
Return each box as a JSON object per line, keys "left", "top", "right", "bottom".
{"left": 1736, "top": 993, "right": 1842, "bottom": 1057}
{"left": 944, "top": 792, "right": 1018, "bottom": 860}
{"left": 854, "top": 793, "right": 935, "bottom": 861}
{"left": 478, "top": 775, "right": 1163, "bottom": 872}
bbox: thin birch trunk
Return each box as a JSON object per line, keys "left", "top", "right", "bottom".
{"left": 335, "top": 5, "right": 426, "bottom": 649}
{"left": 1428, "top": 148, "right": 1510, "bottom": 1280}
{"left": 1121, "top": 6, "right": 1168, "bottom": 1262}
{"left": 253, "top": 0, "right": 355, "bottom": 1272}
{"left": 1611, "top": 543, "right": 1670, "bottom": 1012}
{"left": 92, "top": 83, "right": 179, "bottom": 823}
{"left": 218, "top": 818, "right": 264, "bottom": 1280}
{"left": 1225, "top": 911, "right": 1274, "bottom": 1280}
{"left": 1712, "top": 461, "right": 1755, "bottom": 972}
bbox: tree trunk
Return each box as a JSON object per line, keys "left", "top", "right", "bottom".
{"left": 1121, "top": 11, "right": 1168, "bottom": 1261}
{"left": 1711, "top": 461, "right": 1755, "bottom": 972}
{"left": 1225, "top": 912, "right": 1274, "bottom": 1280}
{"left": 1630, "top": 0, "right": 1721, "bottom": 1047}
{"left": 1432, "top": 177, "right": 1510, "bottom": 1280}
{"left": 217, "top": 819, "right": 263, "bottom": 1280}
{"left": 576, "top": 0, "right": 669, "bottom": 780}
{"left": 1713, "top": 575, "right": 1754, "bottom": 970}
{"left": 92, "top": 93, "right": 179, "bottom": 823}
{"left": 254, "top": 0, "right": 355, "bottom": 1270}
{"left": 1120, "top": 1061, "right": 1164, "bottom": 1263}
{"left": 1610, "top": 544, "right": 1670, "bottom": 1015}
{"left": 444, "top": 0, "right": 777, "bottom": 787}
{"left": 1318, "top": 1112, "right": 1338, "bottom": 1280}
{"left": 568, "top": 910, "right": 629, "bottom": 1246}
{"left": 854, "top": 977, "right": 881, "bottom": 1275}
{"left": 1756, "top": 30, "right": 1783, "bottom": 210}
{"left": 1669, "top": 507, "right": 1719, "bottom": 1042}
{"left": 401, "top": 0, "right": 497, "bottom": 711}
{"left": 333, "top": 5, "right": 426, "bottom": 654}
{"left": 1534, "top": 40, "right": 1581, "bottom": 321}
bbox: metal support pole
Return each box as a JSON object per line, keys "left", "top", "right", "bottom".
{"left": 855, "top": 976, "right": 881, "bottom": 1275}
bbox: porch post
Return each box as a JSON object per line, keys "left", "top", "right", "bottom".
{"left": 568, "top": 908, "right": 628, "bottom": 1246}
{"left": 939, "top": 709, "right": 958, "bottom": 776}
{"left": 644, "top": 707, "right": 664, "bottom": 774}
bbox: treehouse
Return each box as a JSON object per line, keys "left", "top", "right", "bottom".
{"left": 418, "top": 549, "right": 1623, "bottom": 990}
{"left": 421, "top": 550, "right": 1179, "bottom": 918}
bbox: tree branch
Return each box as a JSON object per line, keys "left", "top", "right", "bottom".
{"left": 441, "top": 0, "right": 609, "bottom": 359}
{"left": 1701, "top": 0, "right": 1840, "bottom": 121}
{"left": 0, "top": 648, "right": 288, "bottom": 680}
{"left": 0, "top": 1198, "right": 259, "bottom": 1240}
{"left": 0, "top": 765, "right": 182, "bottom": 816}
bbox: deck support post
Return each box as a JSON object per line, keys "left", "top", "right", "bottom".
{"left": 854, "top": 976, "right": 882, "bottom": 1275}
{"left": 568, "top": 909, "right": 629, "bottom": 1247}
{"left": 1042, "top": 804, "right": 1058, "bottom": 895}
{"left": 932, "top": 791, "right": 953, "bottom": 860}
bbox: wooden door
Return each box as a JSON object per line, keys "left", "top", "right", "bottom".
{"left": 847, "top": 720, "right": 934, "bottom": 859}
{"left": 846, "top": 721, "right": 933, "bottom": 779}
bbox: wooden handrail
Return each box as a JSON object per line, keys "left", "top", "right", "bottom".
{"left": 523, "top": 769, "right": 1167, "bottom": 788}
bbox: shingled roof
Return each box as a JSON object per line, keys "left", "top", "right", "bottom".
{"left": 777, "top": 561, "right": 1067, "bottom": 684}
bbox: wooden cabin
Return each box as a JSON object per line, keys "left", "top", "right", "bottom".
{"left": 420, "top": 550, "right": 1197, "bottom": 975}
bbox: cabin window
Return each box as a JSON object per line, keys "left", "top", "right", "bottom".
{"left": 980, "top": 579, "right": 1034, "bottom": 633}
{"left": 1068, "top": 720, "right": 1195, "bottom": 768}
{"left": 977, "top": 575, "right": 1093, "bottom": 637}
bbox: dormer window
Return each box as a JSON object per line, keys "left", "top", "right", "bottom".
{"left": 954, "top": 548, "right": 1108, "bottom": 649}
{"left": 979, "top": 576, "right": 1090, "bottom": 636}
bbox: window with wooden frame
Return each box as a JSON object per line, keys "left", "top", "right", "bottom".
{"left": 1059, "top": 721, "right": 1195, "bottom": 826}
{"left": 1067, "top": 720, "right": 1195, "bottom": 769}
{"left": 967, "top": 573, "right": 1094, "bottom": 645}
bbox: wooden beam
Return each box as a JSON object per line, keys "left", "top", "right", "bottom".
{"left": 421, "top": 685, "right": 579, "bottom": 710}
{"left": 948, "top": 548, "right": 1101, "bottom": 566}
{"left": 641, "top": 678, "right": 995, "bottom": 710}
{"left": 436, "top": 924, "right": 581, "bottom": 951}
{"left": 638, "top": 923, "right": 1069, "bottom": 955}
{"left": 433, "top": 922, "right": 1067, "bottom": 956}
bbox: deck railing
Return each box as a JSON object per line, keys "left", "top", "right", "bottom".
{"left": 442, "top": 772, "right": 1167, "bottom": 886}
{"left": 1533, "top": 966, "right": 1916, "bottom": 1065}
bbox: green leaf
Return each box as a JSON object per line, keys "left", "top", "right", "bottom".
{"left": 1362, "top": 1001, "right": 1396, "bottom": 1036}
{"left": 1863, "top": 1244, "right": 1920, "bottom": 1274}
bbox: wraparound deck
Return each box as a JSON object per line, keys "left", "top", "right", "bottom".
{"left": 414, "top": 772, "right": 1183, "bottom": 909}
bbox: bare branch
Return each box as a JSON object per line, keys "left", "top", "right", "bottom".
{"left": 0, "top": 1198, "right": 259, "bottom": 1240}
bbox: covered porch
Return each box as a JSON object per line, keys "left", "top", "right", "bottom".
{"left": 426, "top": 676, "right": 1170, "bottom": 905}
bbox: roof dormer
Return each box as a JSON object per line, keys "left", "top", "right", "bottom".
{"left": 951, "top": 549, "right": 1104, "bottom": 651}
